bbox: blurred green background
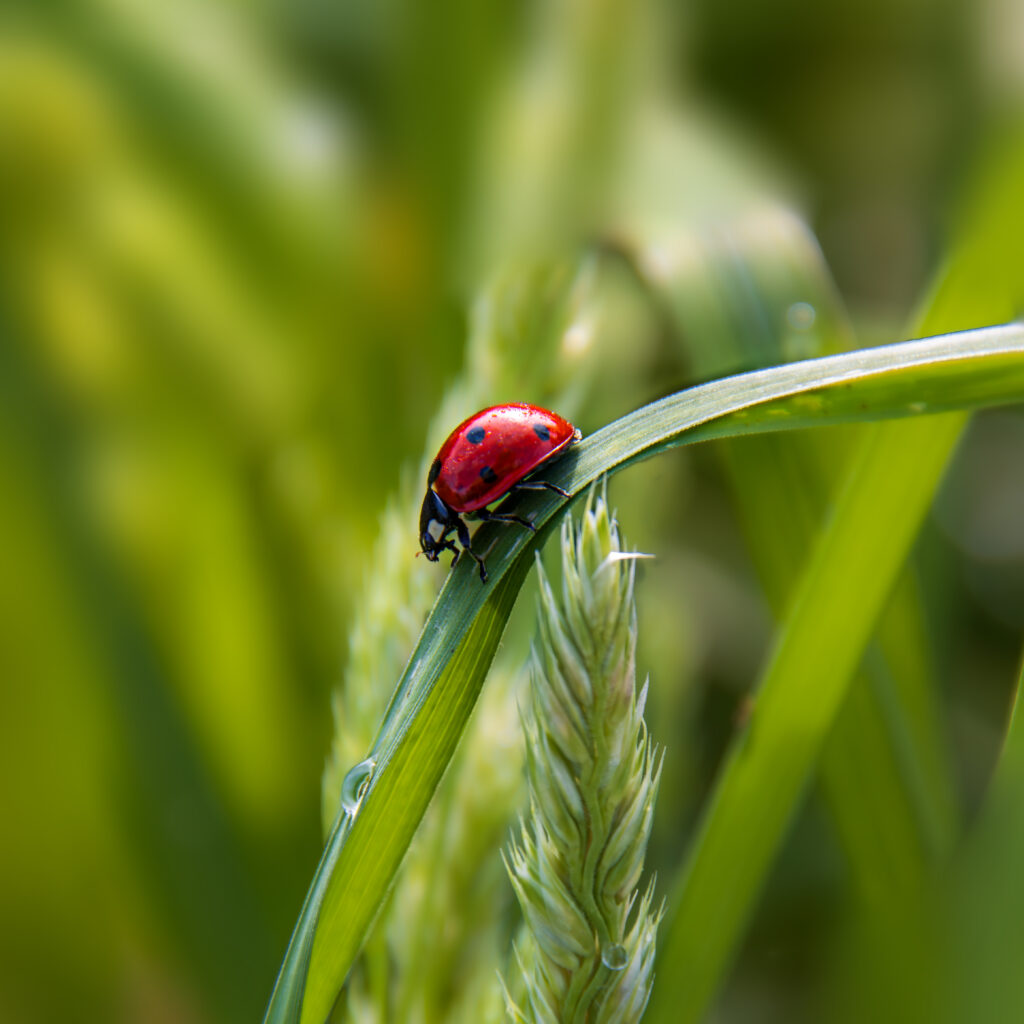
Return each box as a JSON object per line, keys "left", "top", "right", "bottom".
{"left": 2, "top": 0, "right": 1023, "bottom": 1022}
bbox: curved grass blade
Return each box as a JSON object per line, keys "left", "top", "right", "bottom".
{"left": 270, "top": 558, "right": 539, "bottom": 1024}
{"left": 265, "top": 321, "right": 1024, "bottom": 1024}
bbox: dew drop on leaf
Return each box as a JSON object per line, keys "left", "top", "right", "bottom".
{"left": 601, "top": 943, "right": 628, "bottom": 970}
{"left": 340, "top": 757, "right": 377, "bottom": 816}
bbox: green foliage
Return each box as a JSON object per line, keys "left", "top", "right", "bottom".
{"left": 4, "top": 3, "right": 1024, "bottom": 1024}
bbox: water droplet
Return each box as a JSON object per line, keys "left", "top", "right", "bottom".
{"left": 340, "top": 757, "right": 377, "bottom": 816}
{"left": 601, "top": 943, "right": 628, "bottom": 970}
{"left": 786, "top": 301, "right": 817, "bottom": 331}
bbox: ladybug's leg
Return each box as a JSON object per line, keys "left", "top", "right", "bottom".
{"left": 511, "top": 479, "right": 571, "bottom": 499}
{"left": 434, "top": 537, "right": 459, "bottom": 566}
{"left": 460, "top": 547, "right": 488, "bottom": 582}
{"left": 473, "top": 508, "right": 537, "bottom": 533}
{"left": 455, "top": 515, "right": 488, "bottom": 582}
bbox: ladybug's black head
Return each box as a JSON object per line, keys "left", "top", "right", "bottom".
{"left": 419, "top": 488, "right": 455, "bottom": 562}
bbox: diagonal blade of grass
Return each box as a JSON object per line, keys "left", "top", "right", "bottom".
{"left": 303, "top": 565, "right": 534, "bottom": 1024}
{"left": 266, "top": 562, "right": 533, "bottom": 1024}
{"left": 721, "top": 432, "right": 956, "bottom": 897}
{"left": 645, "top": 136, "right": 1024, "bottom": 1019}
{"left": 646, "top": 411, "right": 966, "bottom": 1024}
{"left": 265, "top": 322, "right": 1024, "bottom": 1024}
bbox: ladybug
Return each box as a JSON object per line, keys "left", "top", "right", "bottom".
{"left": 419, "top": 403, "right": 582, "bottom": 582}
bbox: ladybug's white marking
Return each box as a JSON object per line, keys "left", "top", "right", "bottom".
{"left": 427, "top": 520, "right": 446, "bottom": 542}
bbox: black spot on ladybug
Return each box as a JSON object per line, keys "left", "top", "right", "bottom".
{"left": 466, "top": 426, "right": 486, "bottom": 444}
{"left": 428, "top": 459, "right": 441, "bottom": 485}
{"left": 480, "top": 465, "right": 498, "bottom": 485}
{"left": 533, "top": 424, "right": 551, "bottom": 442}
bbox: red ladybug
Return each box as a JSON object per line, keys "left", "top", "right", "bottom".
{"left": 419, "top": 403, "right": 581, "bottom": 582}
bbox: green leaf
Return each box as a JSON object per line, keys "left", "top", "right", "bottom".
{"left": 720, "top": 431, "right": 957, "bottom": 898}
{"left": 646, "top": 411, "right": 965, "bottom": 1024}
{"left": 265, "top": 321, "right": 1024, "bottom": 1024}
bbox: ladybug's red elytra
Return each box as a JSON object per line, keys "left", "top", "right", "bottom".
{"left": 419, "top": 403, "right": 581, "bottom": 582}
